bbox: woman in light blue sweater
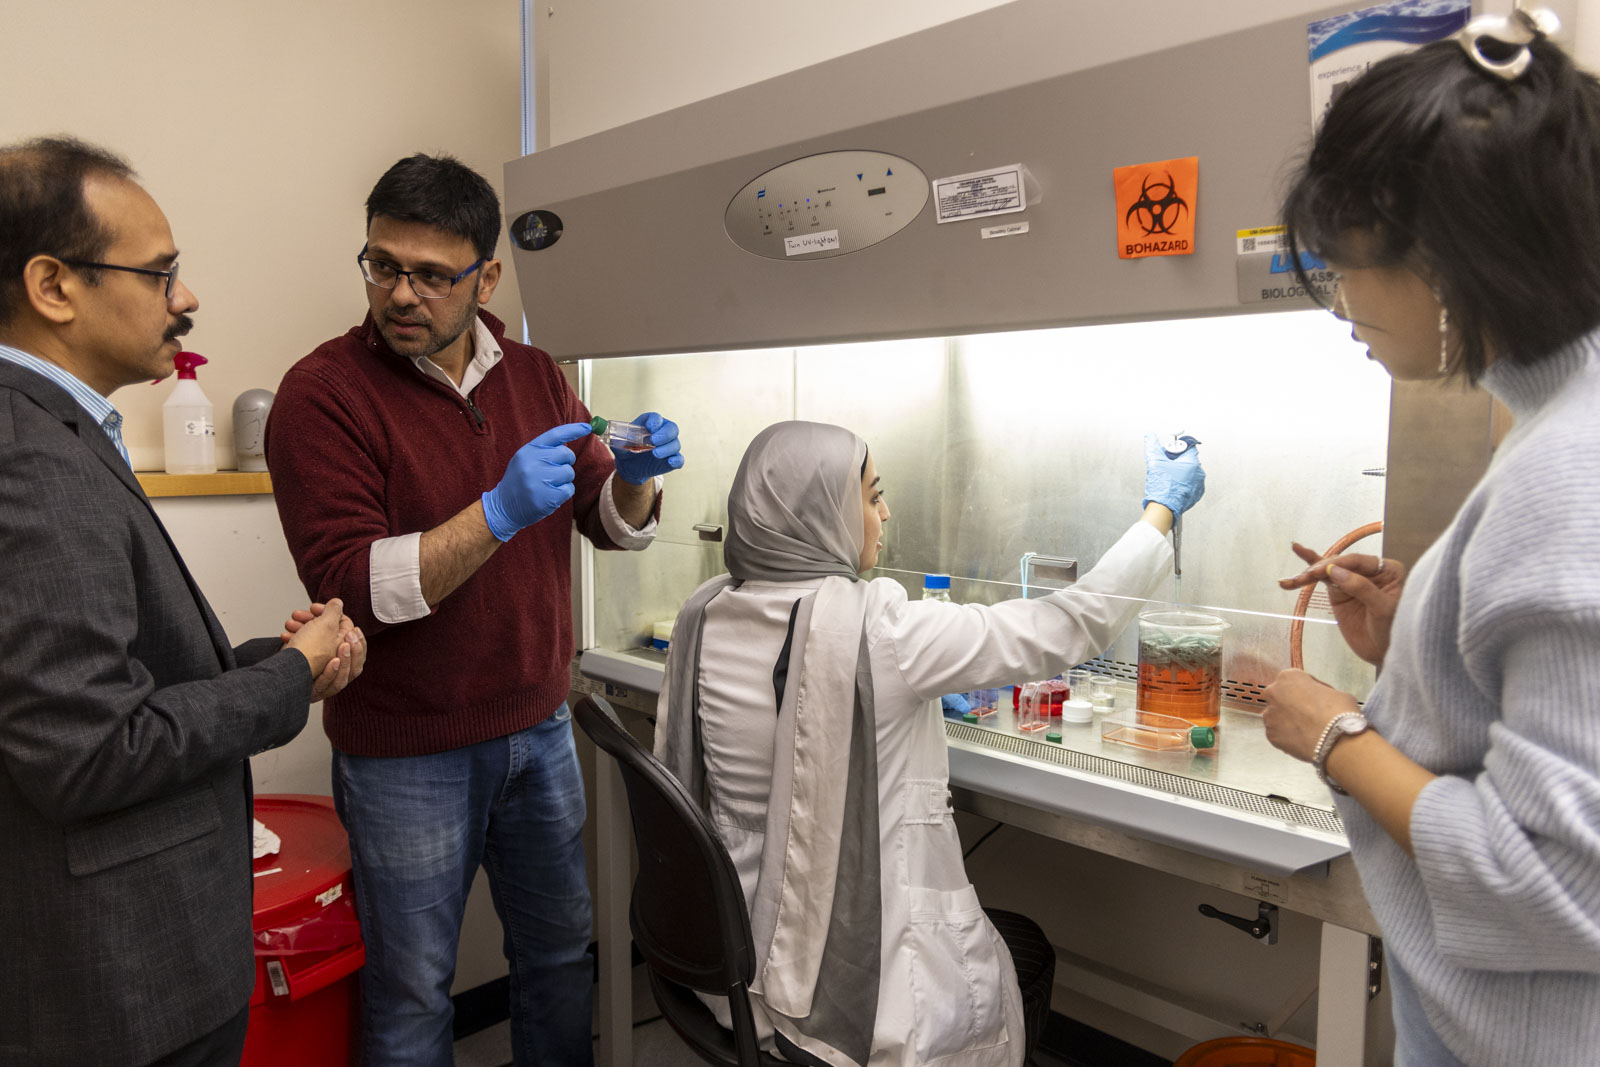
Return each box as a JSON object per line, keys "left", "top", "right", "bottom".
{"left": 1263, "top": 12, "right": 1600, "bottom": 1066}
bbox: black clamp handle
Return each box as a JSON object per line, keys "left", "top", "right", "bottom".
{"left": 1198, "top": 901, "right": 1279, "bottom": 945}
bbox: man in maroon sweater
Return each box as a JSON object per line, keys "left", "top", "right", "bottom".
{"left": 265, "top": 153, "right": 682, "bottom": 1067}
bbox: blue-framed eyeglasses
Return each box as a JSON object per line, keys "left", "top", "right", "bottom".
{"left": 357, "top": 245, "right": 484, "bottom": 300}
{"left": 63, "top": 258, "right": 181, "bottom": 300}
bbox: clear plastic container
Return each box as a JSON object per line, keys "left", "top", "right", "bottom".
{"left": 1067, "top": 668, "right": 1093, "bottom": 701}
{"left": 1016, "top": 682, "right": 1051, "bottom": 733}
{"left": 1100, "top": 709, "right": 1217, "bottom": 753}
{"left": 1136, "top": 610, "right": 1229, "bottom": 729}
{"left": 1011, "top": 675, "right": 1065, "bottom": 715}
{"left": 590, "top": 415, "right": 653, "bottom": 452}
{"left": 963, "top": 687, "right": 1000, "bottom": 718}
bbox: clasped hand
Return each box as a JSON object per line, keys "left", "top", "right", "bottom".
{"left": 280, "top": 598, "right": 367, "bottom": 702}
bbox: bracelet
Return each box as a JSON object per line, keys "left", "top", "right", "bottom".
{"left": 1311, "top": 711, "right": 1370, "bottom": 796}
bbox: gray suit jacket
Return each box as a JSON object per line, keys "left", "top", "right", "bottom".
{"left": 0, "top": 361, "right": 313, "bottom": 1066}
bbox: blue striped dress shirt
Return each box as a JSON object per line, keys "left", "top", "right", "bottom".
{"left": 0, "top": 342, "right": 131, "bottom": 467}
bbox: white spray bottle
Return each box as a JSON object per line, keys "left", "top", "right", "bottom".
{"left": 163, "top": 351, "right": 216, "bottom": 474}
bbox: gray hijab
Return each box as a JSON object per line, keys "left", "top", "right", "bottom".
{"left": 723, "top": 420, "right": 867, "bottom": 583}
{"left": 656, "top": 420, "right": 882, "bottom": 1067}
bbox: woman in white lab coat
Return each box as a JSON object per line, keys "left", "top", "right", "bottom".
{"left": 656, "top": 420, "right": 1205, "bottom": 1067}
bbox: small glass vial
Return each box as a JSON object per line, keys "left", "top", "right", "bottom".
{"left": 921, "top": 574, "right": 952, "bottom": 603}
{"left": 590, "top": 415, "right": 653, "bottom": 452}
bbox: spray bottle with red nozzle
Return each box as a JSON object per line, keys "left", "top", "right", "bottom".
{"left": 162, "top": 351, "right": 216, "bottom": 474}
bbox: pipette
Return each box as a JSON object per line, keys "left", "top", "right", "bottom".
{"left": 1161, "top": 432, "right": 1198, "bottom": 602}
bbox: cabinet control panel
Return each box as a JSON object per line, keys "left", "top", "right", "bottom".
{"left": 724, "top": 149, "right": 929, "bottom": 261}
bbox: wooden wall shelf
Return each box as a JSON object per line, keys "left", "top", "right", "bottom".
{"left": 135, "top": 471, "right": 273, "bottom": 497}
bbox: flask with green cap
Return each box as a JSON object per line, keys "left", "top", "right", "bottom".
{"left": 589, "top": 415, "right": 653, "bottom": 452}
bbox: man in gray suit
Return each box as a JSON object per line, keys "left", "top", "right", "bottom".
{"left": 0, "top": 136, "right": 366, "bottom": 1067}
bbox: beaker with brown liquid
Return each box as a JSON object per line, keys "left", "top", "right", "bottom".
{"left": 1136, "top": 610, "right": 1228, "bottom": 729}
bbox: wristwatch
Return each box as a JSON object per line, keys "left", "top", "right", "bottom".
{"left": 1312, "top": 711, "right": 1370, "bottom": 796}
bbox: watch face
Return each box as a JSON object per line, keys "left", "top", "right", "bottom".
{"left": 1338, "top": 715, "right": 1366, "bottom": 735}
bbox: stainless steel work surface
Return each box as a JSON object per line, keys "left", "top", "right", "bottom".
{"left": 946, "top": 695, "right": 1346, "bottom": 877}
{"left": 576, "top": 649, "right": 1347, "bottom": 876}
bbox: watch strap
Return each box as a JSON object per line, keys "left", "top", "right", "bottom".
{"left": 1312, "top": 711, "right": 1368, "bottom": 796}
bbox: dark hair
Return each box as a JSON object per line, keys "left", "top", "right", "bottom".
{"left": 1283, "top": 36, "right": 1600, "bottom": 381}
{"left": 365, "top": 153, "right": 501, "bottom": 262}
{"left": 0, "top": 136, "right": 135, "bottom": 326}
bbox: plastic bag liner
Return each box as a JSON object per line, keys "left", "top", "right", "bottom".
{"left": 254, "top": 892, "right": 362, "bottom": 956}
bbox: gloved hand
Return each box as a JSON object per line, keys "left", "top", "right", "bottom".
{"left": 481, "top": 422, "right": 594, "bottom": 541}
{"left": 941, "top": 693, "right": 971, "bottom": 718}
{"left": 611, "top": 412, "right": 685, "bottom": 485}
{"left": 1143, "top": 433, "right": 1206, "bottom": 517}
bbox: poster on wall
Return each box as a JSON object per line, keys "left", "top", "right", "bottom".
{"left": 1308, "top": 0, "right": 1471, "bottom": 129}
{"left": 1113, "top": 156, "right": 1198, "bottom": 260}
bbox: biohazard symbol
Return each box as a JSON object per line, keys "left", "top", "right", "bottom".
{"left": 1124, "top": 173, "right": 1188, "bottom": 237}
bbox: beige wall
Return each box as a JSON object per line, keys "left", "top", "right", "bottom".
{"left": 0, "top": 0, "right": 524, "bottom": 470}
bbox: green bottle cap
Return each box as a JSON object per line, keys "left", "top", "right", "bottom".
{"left": 962, "top": 712, "right": 978, "bottom": 723}
{"left": 1045, "top": 731, "right": 1063, "bottom": 743}
{"left": 1190, "top": 726, "right": 1216, "bottom": 750}
{"left": 590, "top": 416, "right": 608, "bottom": 434}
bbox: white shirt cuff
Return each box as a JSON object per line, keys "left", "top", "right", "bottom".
{"left": 369, "top": 532, "right": 431, "bottom": 624}
{"left": 600, "top": 472, "right": 659, "bottom": 550}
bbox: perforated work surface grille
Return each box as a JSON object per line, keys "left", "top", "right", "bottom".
{"left": 946, "top": 721, "right": 1345, "bottom": 835}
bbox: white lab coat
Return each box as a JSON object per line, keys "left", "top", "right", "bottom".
{"left": 690, "top": 520, "right": 1173, "bottom": 1065}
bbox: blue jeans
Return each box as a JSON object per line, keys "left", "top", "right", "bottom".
{"left": 332, "top": 710, "right": 594, "bottom": 1067}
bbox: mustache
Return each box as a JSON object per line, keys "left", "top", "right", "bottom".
{"left": 164, "top": 315, "right": 194, "bottom": 342}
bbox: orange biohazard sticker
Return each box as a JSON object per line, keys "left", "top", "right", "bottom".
{"left": 1114, "top": 156, "right": 1198, "bottom": 259}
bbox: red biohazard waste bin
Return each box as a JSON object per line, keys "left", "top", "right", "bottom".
{"left": 242, "top": 794, "right": 366, "bottom": 1067}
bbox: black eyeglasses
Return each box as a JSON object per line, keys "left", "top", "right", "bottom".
{"left": 63, "top": 258, "right": 181, "bottom": 300}
{"left": 357, "top": 246, "right": 484, "bottom": 300}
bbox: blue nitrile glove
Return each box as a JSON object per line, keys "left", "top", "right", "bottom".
{"left": 481, "top": 422, "right": 594, "bottom": 541}
{"left": 1142, "top": 433, "right": 1206, "bottom": 516}
{"left": 611, "top": 412, "right": 685, "bottom": 485}
{"left": 941, "top": 693, "right": 971, "bottom": 718}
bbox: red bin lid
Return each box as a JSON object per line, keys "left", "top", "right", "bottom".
{"left": 251, "top": 794, "right": 354, "bottom": 928}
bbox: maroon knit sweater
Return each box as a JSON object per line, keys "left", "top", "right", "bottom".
{"left": 266, "top": 311, "right": 628, "bottom": 757}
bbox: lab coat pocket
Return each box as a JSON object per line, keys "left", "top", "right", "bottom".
{"left": 903, "top": 777, "right": 953, "bottom": 827}
{"left": 905, "top": 884, "right": 1010, "bottom": 1062}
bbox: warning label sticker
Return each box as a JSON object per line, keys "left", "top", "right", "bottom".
{"left": 933, "top": 164, "right": 1025, "bottom": 224}
{"left": 1113, "top": 156, "right": 1198, "bottom": 259}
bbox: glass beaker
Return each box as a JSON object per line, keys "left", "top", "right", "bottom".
{"left": 1136, "top": 610, "right": 1228, "bottom": 729}
{"left": 1089, "top": 675, "right": 1117, "bottom": 714}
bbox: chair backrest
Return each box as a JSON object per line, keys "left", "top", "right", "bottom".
{"left": 573, "top": 694, "right": 757, "bottom": 995}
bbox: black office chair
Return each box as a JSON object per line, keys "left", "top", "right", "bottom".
{"left": 574, "top": 694, "right": 798, "bottom": 1067}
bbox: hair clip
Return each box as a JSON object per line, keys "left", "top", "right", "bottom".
{"left": 1457, "top": 3, "right": 1561, "bottom": 81}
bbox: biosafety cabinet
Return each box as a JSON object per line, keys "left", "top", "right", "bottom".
{"left": 505, "top": 3, "right": 1525, "bottom": 1063}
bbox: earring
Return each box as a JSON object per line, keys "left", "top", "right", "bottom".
{"left": 1438, "top": 305, "right": 1450, "bottom": 375}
